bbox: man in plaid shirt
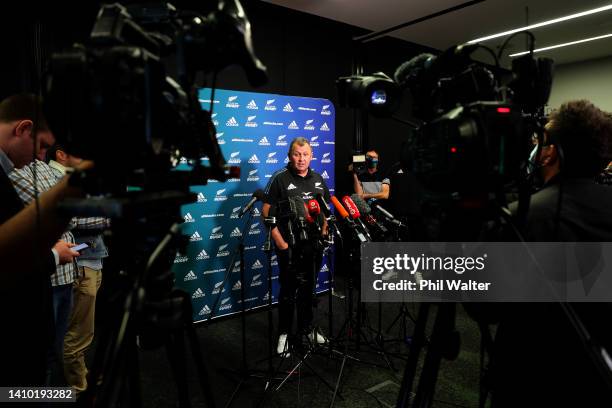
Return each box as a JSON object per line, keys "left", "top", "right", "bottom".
{"left": 9, "top": 159, "right": 79, "bottom": 385}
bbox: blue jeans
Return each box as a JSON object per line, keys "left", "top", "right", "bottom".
{"left": 46, "top": 284, "right": 73, "bottom": 386}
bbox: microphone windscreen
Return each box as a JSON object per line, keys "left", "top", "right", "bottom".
{"left": 253, "top": 189, "right": 266, "bottom": 200}
{"left": 393, "top": 53, "right": 435, "bottom": 87}
{"left": 330, "top": 196, "right": 349, "bottom": 219}
{"left": 291, "top": 196, "right": 307, "bottom": 219}
{"left": 350, "top": 194, "right": 371, "bottom": 215}
{"left": 307, "top": 199, "right": 321, "bottom": 216}
{"left": 342, "top": 196, "right": 361, "bottom": 219}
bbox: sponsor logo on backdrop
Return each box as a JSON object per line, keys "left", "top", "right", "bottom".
{"left": 238, "top": 296, "right": 259, "bottom": 304}
{"left": 232, "top": 261, "right": 241, "bottom": 272}
{"left": 201, "top": 213, "right": 224, "bottom": 218}
{"left": 216, "top": 132, "right": 225, "bottom": 145}
{"left": 198, "top": 305, "right": 211, "bottom": 316}
{"left": 174, "top": 254, "right": 189, "bottom": 263}
{"left": 231, "top": 138, "right": 253, "bottom": 143}
{"left": 265, "top": 174, "right": 272, "bottom": 178}
{"left": 245, "top": 115, "right": 258, "bottom": 128}
{"left": 219, "top": 297, "right": 232, "bottom": 311}
{"left": 266, "top": 152, "right": 278, "bottom": 164}
{"left": 246, "top": 100, "right": 258, "bottom": 110}
{"left": 251, "top": 273, "right": 263, "bottom": 287}
{"left": 252, "top": 207, "right": 261, "bottom": 216}
{"left": 216, "top": 244, "right": 230, "bottom": 257}
{"left": 324, "top": 141, "right": 335, "bottom": 145}
{"left": 215, "top": 189, "right": 228, "bottom": 202}
{"left": 252, "top": 260, "right": 263, "bottom": 270}
{"left": 211, "top": 113, "right": 219, "bottom": 126}
{"left": 183, "top": 213, "right": 195, "bottom": 223}
{"left": 322, "top": 170, "right": 330, "bottom": 179}
{"left": 226, "top": 116, "right": 239, "bottom": 127}
{"left": 288, "top": 120, "right": 299, "bottom": 130}
{"left": 226, "top": 96, "right": 239, "bottom": 108}
{"left": 263, "top": 292, "right": 270, "bottom": 301}
{"left": 203, "top": 267, "right": 225, "bottom": 275}
{"left": 184, "top": 271, "right": 197, "bottom": 281}
{"left": 247, "top": 169, "right": 260, "bottom": 182}
{"left": 230, "top": 206, "right": 242, "bottom": 219}
{"left": 227, "top": 177, "right": 240, "bottom": 183}
{"left": 299, "top": 106, "right": 316, "bottom": 112}
{"left": 230, "top": 227, "right": 242, "bottom": 237}
{"left": 320, "top": 264, "right": 329, "bottom": 272}
{"left": 283, "top": 103, "right": 294, "bottom": 112}
{"left": 245, "top": 245, "right": 257, "bottom": 251}
{"left": 196, "top": 249, "right": 210, "bottom": 261}
{"left": 233, "top": 281, "right": 242, "bottom": 291}
{"left": 271, "top": 255, "right": 278, "bottom": 266}
{"left": 320, "top": 122, "right": 330, "bottom": 131}
{"left": 197, "top": 192, "right": 207, "bottom": 203}
{"left": 190, "top": 231, "right": 203, "bottom": 242}
{"left": 258, "top": 136, "right": 270, "bottom": 146}
{"left": 284, "top": 157, "right": 290, "bottom": 164}
{"left": 209, "top": 226, "right": 223, "bottom": 240}
{"left": 310, "top": 135, "right": 319, "bottom": 146}
{"left": 249, "top": 222, "right": 261, "bottom": 235}
{"left": 263, "top": 121, "right": 284, "bottom": 126}
{"left": 234, "top": 193, "right": 251, "bottom": 198}
{"left": 321, "top": 153, "right": 331, "bottom": 163}
{"left": 198, "top": 98, "right": 219, "bottom": 104}
{"left": 212, "top": 281, "right": 225, "bottom": 294}
{"left": 228, "top": 152, "right": 241, "bottom": 164}
{"left": 304, "top": 120, "right": 315, "bottom": 131}
{"left": 265, "top": 99, "right": 277, "bottom": 111}
{"left": 192, "top": 288, "right": 205, "bottom": 298}
{"left": 248, "top": 154, "right": 260, "bottom": 164}
{"left": 321, "top": 105, "right": 331, "bottom": 116}
{"left": 276, "top": 135, "right": 287, "bottom": 146}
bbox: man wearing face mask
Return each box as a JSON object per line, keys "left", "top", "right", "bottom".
{"left": 352, "top": 149, "right": 390, "bottom": 204}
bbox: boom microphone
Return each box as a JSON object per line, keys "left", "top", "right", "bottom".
{"left": 373, "top": 203, "right": 404, "bottom": 227}
{"left": 239, "top": 189, "right": 265, "bottom": 217}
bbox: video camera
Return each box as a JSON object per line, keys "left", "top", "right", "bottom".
{"left": 337, "top": 39, "right": 553, "bottom": 194}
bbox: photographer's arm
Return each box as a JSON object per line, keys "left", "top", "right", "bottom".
{"left": 353, "top": 172, "right": 364, "bottom": 197}
{"left": 363, "top": 183, "right": 390, "bottom": 200}
{"left": 262, "top": 203, "right": 288, "bottom": 250}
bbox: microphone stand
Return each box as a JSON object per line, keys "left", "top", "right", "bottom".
{"left": 262, "top": 215, "right": 277, "bottom": 390}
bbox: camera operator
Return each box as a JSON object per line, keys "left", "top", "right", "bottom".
{"left": 493, "top": 100, "right": 612, "bottom": 407}
{"left": 352, "top": 149, "right": 390, "bottom": 204}
{"left": 262, "top": 137, "right": 330, "bottom": 357}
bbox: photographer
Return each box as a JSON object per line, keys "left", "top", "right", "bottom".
{"left": 262, "top": 137, "right": 330, "bottom": 357}
{"left": 493, "top": 100, "right": 612, "bottom": 407}
{"left": 352, "top": 149, "right": 390, "bottom": 204}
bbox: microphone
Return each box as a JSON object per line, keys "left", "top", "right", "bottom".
{"left": 373, "top": 203, "right": 404, "bottom": 227}
{"left": 307, "top": 199, "right": 322, "bottom": 235}
{"left": 350, "top": 194, "right": 388, "bottom": 235}
{"left": 342, "top": 196, "right": 372, "bottom": 241}
{"left": 239, "top": 189, "right": 265, "bottom": 217}
{"left": 315, "top": 193, "right": 332, "bottom": 218}
{"left": 291, "top": 196, "right": 309, "bottom": 241}
{"left": 330, "top": 196, "right": 350, "bottom": 220}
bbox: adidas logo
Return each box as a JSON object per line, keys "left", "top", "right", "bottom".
{"left": 321, "top": 153, "right": 331, "bottom": 163}
{"left": 184, "top": 270, "right": 197, "bottom": 281}
{"left": 304, "top": 119, "right": 315, "bottom": 130}
{"left": 397, "top": 169, "right": 404, "bottom": 174}
{"left": 212, "top": 281, "right": 225, "bottom": 294}
{"left": 265, "top": 99, "right": 277, "bottom": 111}
{"left": 216, "top": 132, "right": 226, "bottom": 145}
{"left": 209, "top": 226, "right": 223, "bottom": 240}
{"left": 197, "top": 192, "right": 207, "bottom": 203}
{"left": 228, "top": 151, "right": 241, "bottom": 164}
{"left": 287, "top": 183, "right": 297, "bottom": 190}
{"left": 249, "top": 222, "right": 261, "bottom": 235}
{"left": 230, "top": 227, "right": 242, "bottom": 237}
{"left": 315, "top": 182, "right": 324, "bottom": 190}
{"left": 246, "top": 99, "right": 258, "bottom": 110}
{"left": 266, "top": 152, "right": 278, "bottom": 164}
{"left": 276, "top": 135, "right": 287, "bottom": 146}
{"left": 217, "top": 244, "right": 230, "bottom": 257}
{"left": 320, "top": 264, "right": 329, "bottom": 272}
{"left": 320, "top": 122, "right": 330, "bottom": 131}
{"left": 247, "top": 169, "right": 260, "bottom": 182}
{"left": 226, "top": 96, "right": 239, "bottom": 108}
{"left": 321, "top": 104, "right": 332, "bottom": 116}
{"left": 252, "top": 207, "right": 261, "bottom": 216}
{"left": 230, "top": 206, "right": 242, "bottom": 219}
{"left": 215, "top": 188, "right": 228, "bottom": 202}
{"left": 226, "top": 116, "right": 239, "bottom": 127}
{"left": 248, "top": 154, "right": 260, "bottom": 164}
{"left": 196, "top": 249, "right": 210, "bottom": 260}
{"left": 174, "top": 254, "right": 189, "bottom": 263}
{"left": 233, "top": 280, "right": 242, "bottom": 291}
{"left": 192, "top": 288, "right": 205, "bottom": 298}
{"left": 258, "top": 136, "right": 270, "bottom": 146}
{"left": 190, "top": 231, "right": 202, "bottom": 241}
{"left": 251, "top": 273, "right": 263, "bottom": 286}
{"left": 219, "top": 297, "right": 232, "bottom": 311}
{"left": 283, "top": 103, "right": 294, "bottom": 112}
{"left": 183, "top": 213, "right": 195, "bottom": 223}
{"left": 288, "top": 120, "right": 299, "bottom": 130}
{"left": 245, "top": 115, "right": 258, "bottom": 128}
{"left": 198, "top": 305, "right": 211, "bottom": 316}
{"left": 321, "top": 170, "right": 330, "bottom": 179}
{"left": 252, "top": 260, "right": 263, "bottom": 270}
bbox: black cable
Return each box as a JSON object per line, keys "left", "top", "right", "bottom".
{"left": 496, "top": 30, "right": 535, "bottom": 62}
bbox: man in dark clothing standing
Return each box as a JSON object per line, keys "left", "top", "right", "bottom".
{"left": 263, "top": 137, "right": 330, "bottom": 357}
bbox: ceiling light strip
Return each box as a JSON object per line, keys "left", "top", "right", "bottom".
{"left": 468, "top": 4, "right": 612, "bottom": 44}
{"left": 509, "top": 33, "right": 612, "bottom": 57}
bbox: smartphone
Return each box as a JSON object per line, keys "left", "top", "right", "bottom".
{"left": 73, "top": 243, "right": 89, "bottom": 252}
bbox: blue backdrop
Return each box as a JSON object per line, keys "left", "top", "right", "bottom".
{"left": 172, "top": 88, "right": 336, "bottom": 323}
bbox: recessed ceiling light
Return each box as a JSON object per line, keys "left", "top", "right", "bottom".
{"left": 509, "top": 33, "right": 612, "bottom": 57}
{"left": 468, "top": 4, "right": 612, "bottom": 44}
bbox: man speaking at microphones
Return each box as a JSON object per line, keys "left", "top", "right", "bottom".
{"left": 262, "top": 137, "right": 331, "bottom": 357}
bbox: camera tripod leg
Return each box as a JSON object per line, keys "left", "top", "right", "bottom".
{"left": 166, "top": 330, "right": 192, "bottom": 408}
{"left": 186, "top": 325, "right": 217, "bottom": 408}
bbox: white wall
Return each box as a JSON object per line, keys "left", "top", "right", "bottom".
{"left": 548, "top": 56, "right": 612, "bottom": 112}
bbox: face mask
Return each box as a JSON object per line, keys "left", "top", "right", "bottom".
{"left": 366, "top": 157, "right": 378, "bottom": 169}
